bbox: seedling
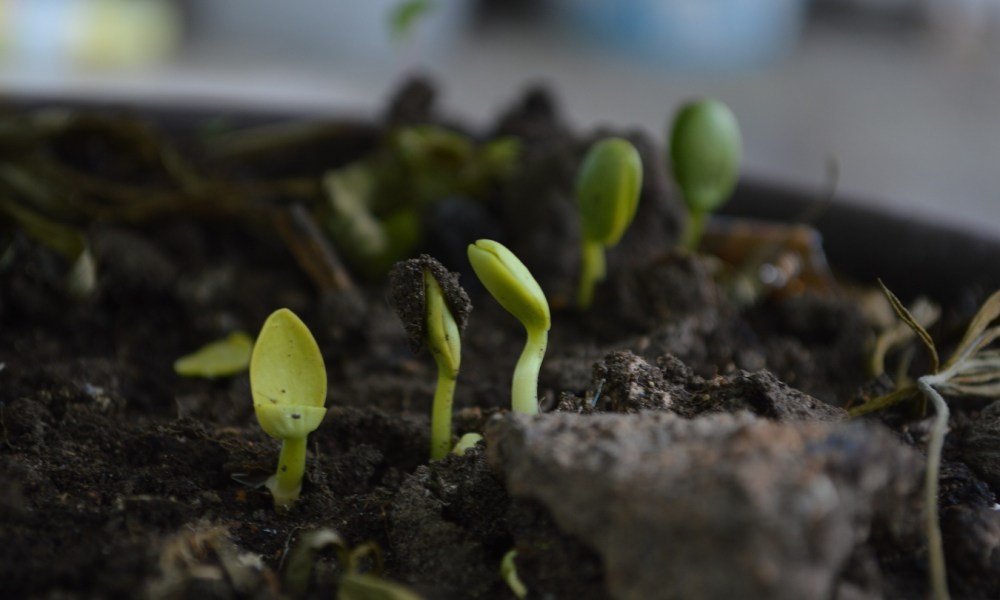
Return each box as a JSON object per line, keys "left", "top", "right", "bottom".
{"left": 851, "top": 283, "right": 1000, "bottom": 600}
{"left": 388, "top": 255, "right": 472, "bottom": 459}
{"left": 282, "top": 528, "right": 421, "bottom": 599}
{"left": 500, "top": 549, "right": 527, "bottom": 599}
{"left": 250, "top": 308, "right": 328, "bottom": 509}
{"left": 574, "top": 137, "right": 643, "bottom": 310}
{"left": 174, "top": 331, "right": 253, "bottom": 378}
{"left": 467, "top": 239, "right": 550, "bottom": 414}
{"left": 669, "top": 99, "right": 742, "bottom": 252}
{"left": 451, "top": 432, "right": 483, "bottom": 456}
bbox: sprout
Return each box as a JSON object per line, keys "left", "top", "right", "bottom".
{"left": 574, "top": 137, "right": 643, "bottom": 310}
{"left": 451, "top": 432, "right": 483, "bottom": 456}
{"left": 669, "top": 99, "right": 742, "bottom": 252}
{"left": 500, "top": 549, "right": 527, "bottom": 599}
{"left": 283, "top": 528, "right": 422, "bottom": 599}
{"left": 173, "top": 331, "right": 253, "bottom": 378}
{"left": 250, "top": 308, "right": 328, "bottom": 508}
{"left": 467, "top": 239, "right": 550, "bottom": 414}
{"left": 388, "top": 255, "right": 471, "bottom": 460}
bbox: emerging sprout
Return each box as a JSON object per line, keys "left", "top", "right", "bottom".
{"left": 500, "top": 549, "right": 527, "bottom": 599}
{"left": 669, "top": 98, "right": 742, "bottom": 251}
{"left": 451, "top": 432, "right": 483, "bottom": 456}
{"left": 467, "top": 239, "right": 550, "bottom": 414}
{"left": 388, "top": 255, "right": 472, "bottom": 460}
{"left": 574, "top": 137, "right": 643, "bottom": 310}
{"left": 283, "top": 528, "right": 422, "bottom": 599}
{"left": 250, "top": 308, "right": 328, "bottom": 508}
{"left": 173, "top": 331, "right": 253, "bottom": 378}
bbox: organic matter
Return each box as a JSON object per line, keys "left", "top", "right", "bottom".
{"left": 2, "top": 81, "right": 998, "bottom": 600}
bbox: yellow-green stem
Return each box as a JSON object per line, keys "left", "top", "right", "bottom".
{"left": 917, "top": 376, "right": 952, "bottom": 600}
{"left": 268, "top": 436, "right": 308, "bottom": 508}
{"left": 431, "top": 371, "right": 457, "bottom": 460}
{"left": 512, "top": 327, "right": 548, "bottom": 414}
{"left": 576, "top": 238, "right": 606, "bottom": 310}
{"left": 681, "top": 209, "right": 708, "bottom": 252}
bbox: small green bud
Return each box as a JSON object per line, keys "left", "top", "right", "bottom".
{"left": 467, "top": 239, "right": 550, "bottom": 333}
{"left": 574, "top": 137, "right": 643, "bottom": 309}
{"left": 576, "top": 137, "right": 643, "bottom": 247}
{"left": 669, "top": 99, "right": 741, "bottom": 215}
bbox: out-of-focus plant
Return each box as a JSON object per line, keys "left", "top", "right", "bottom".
{"left": 174, "top": 332, "right": 253, "bottom": 378}
{"left": 319, "top": 126, "right": 519, "bottom": 278}
{"left": 282, "top": 528, "right": 422, "bottom": 599}
{"left": 574, "top": 137, "right": 642, "bottom": 310}
{"left": 669, "top": 99, "right": 742, "bottom": 252}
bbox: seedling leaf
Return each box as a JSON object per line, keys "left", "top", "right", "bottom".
{"left": 467, "top": 239, "right": 550, "bottom": 333}
{"left": 878, "top": 279, "right": 939, "bottom": 373}
{"left": 250, "top": 309, "right": 327, "bottom": 414}
{"left": 576, "top": 137, "right": 642, "bottom": 247}
{"left": 174, "top": 331, "right": 253, "bottom": 378}
{"left": 942, "top": 289, "right": 1000, "bottom": 371}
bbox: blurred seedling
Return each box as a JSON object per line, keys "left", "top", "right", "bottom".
{"left": 467, "top": 239, "right": 550, "bottom": 414}
{"left": 451, "top": 432, "right": 483, "bottom": 456}
{"left": 500, "top": 549, "right": 527, "bottom": 599}
{"left": 173, "top": 332, "right": 253, "bottom": 378}
{"left": 851, "top": 283, "right": 1000, "bottom": 600}
{"left": 574, "top": 137, "right": 642, "bottom": 310}
{"left": 388, "top": 255, "right": 472, "bottom": 459}
{"left": 320, "top": 125, "right": 520, "bottom": 278}
{"left": 669, "top": 99, "right": 742, "bottom": 252}
{"left": 282, "top": 528, "right": 422, "bottom": 599}
{"left": 250, "top": 308, "right": 328, "bottom": 509}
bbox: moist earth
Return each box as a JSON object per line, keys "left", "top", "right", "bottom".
{"left": 2, "top": 80, "right": 1000, "bottom": 599}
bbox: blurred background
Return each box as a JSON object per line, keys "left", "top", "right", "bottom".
{"left": 0, "top": 0, "right": 998, "bottom": 235}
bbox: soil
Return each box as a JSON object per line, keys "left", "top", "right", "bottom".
{"left": 2, "top": 79, "right": 1000, "bottom": 600}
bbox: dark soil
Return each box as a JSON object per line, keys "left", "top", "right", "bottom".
{"left": 2, "top": 79, "right": 999, "bottom": 600}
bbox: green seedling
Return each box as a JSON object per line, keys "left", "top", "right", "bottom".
{"left": 388, "top": 255, "right": 471, "bottom": 460}
{"left": 852, "top": 283, "right": 1000, "bottom": 600}
{"left": 500, "top": 549, "right": 527, "bottom": 599}
{"left": 174, "top": 331, "right": 253, "bottom": 378}
{"left": 319, "top": 125, "right": 520, "bottom": 278}
{"left": 669, "top": 99, "right": 742, "bottom": 252}
{"left": 250, "top": 308, "right": 328, "bottom": 509}
{"left": 467, "top": 239, "right": 550, "bottom": 414}
{"left": 451, "top": 432, "right": 483, "bottom": 456}
{"left": 574, "top": 137, "right": 643, "bottom": 310}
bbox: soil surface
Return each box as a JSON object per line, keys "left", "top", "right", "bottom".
{"left": 2, "top": 79, "right": 1000, "bottom": 600}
